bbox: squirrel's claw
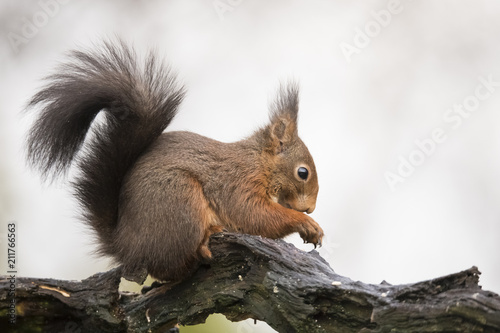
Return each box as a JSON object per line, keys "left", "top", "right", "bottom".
{"left": 297, "top": 217, "right": 324, "bottom": 249}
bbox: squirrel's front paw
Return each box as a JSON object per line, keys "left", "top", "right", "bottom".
{"left": 297, "top": 216, "right": 324, "bottom": 248}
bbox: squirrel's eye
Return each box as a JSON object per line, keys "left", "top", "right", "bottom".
{"left": 297, "top": 167, "right": 309, "bottom": 180}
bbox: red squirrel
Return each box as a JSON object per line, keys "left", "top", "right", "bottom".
{"left": 26, "top": 41, "right": 323, "bottom": 282}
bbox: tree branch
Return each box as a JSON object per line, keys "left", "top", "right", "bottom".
{"left": 1, "top": 233, "right": 500, "bottom": 332}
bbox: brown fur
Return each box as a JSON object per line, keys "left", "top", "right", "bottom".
{"left": 26, "top": 41, "right": 323, "bottom": 282}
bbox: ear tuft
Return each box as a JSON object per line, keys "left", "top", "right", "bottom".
{"left": 269, "top": 81, "right": 299, "bottom": 124}
{"left": 265, "top": 81, "right": 299, "bottom": 152}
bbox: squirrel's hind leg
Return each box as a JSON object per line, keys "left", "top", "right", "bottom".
{"left": 198, "top": 225, "right": 225, "bottom": 263}
{"left": 187, "top": 183, "right": 223, "bottom": 263}
{"left": 158, "top": 171, "right": 221, "bottom": 265}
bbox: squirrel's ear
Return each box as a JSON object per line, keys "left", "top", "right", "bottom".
{"left": 266, "top": 82, "right": 299, "bottom": 153}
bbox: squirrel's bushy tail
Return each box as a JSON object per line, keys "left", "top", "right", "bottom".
{"left": 26, "top": 40, "right": 185, "bottom": 256}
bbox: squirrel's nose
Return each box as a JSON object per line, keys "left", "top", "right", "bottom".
{"left": 298, "top": 196, "right": 316, "bottom": 214}
{"left": 283, "top": 196, "right": 316, "bottom": 214}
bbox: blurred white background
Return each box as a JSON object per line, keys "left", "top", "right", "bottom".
{"left": 1, "top": 0, "right": 500, "bottom": 332}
